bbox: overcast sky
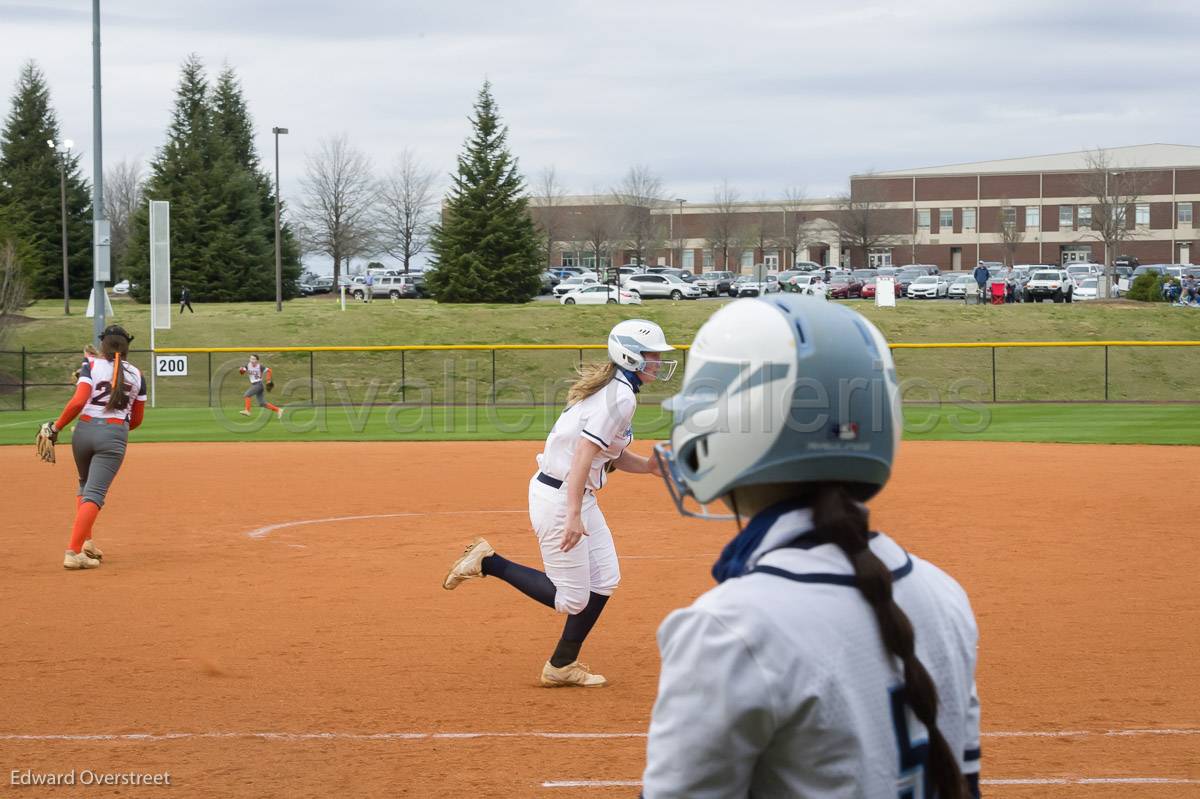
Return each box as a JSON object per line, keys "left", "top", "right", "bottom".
{"left": 2, "top": 0, "right": 1196, "bottom": 265}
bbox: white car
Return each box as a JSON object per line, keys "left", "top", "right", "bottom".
{"left": 946, "top": 274, "right": 974, "bottom": 298}
{"left": 1065, "top": 264, "right": 1101, "bottom": 289}
{"left": 1024, "top": 269, "right": 1073, "bottom": 303}
{"left": 735, "top": 274, "right": 781, "bottom": 297}
{"left": 559, "top": 285, "right": 640, "bottom": 305}
{"left": 112, "top": 279, "right": 131, "bottom": 294}
{"left": 907, "top": 275, "right": 949, "bottom": 299}
{"left": 621, "top": 273, "right": 701, "bottom": 300}
{"left": 1074, "top": 277, "right": 1099, "bottom": 300}
{"left": 788, "top": 274, "right": 827, "bottom": 296}
{"left": 553, "top": 276, "right": 600, "bottom": 297}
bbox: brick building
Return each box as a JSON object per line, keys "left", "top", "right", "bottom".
{"left": 531, "top": 144, "right": 1200, "bottom": 274}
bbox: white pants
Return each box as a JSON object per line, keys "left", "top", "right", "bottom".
{"left": 528, "top": 476, "right": 621, "bottom": 615}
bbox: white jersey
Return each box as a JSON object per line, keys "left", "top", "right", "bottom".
{"left": 245, "top": 361, "right": 265, "bottom": 384}
{"left": 76, "top": 357, "right": 147, "bottom": 422}
{"left": 643, "top": 505, "right": 980, "bottom": 798}
{"left": 536, "top": 373, "right": 638, "bottom": 492}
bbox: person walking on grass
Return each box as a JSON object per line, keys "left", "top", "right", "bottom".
{"left": 179, "top": 285, "right": 194, "bottom": 314}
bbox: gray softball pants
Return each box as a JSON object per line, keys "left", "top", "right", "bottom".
{"left": 71, "top": 418, "right": 129, "bottom": 508}
{"left": 244, "top": 382, "right": 267, "bottom": 406}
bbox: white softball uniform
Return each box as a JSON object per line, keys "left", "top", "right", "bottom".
{"left": 245, "top": 361, "right": 265, "bottom": 383}
{"left": 643, "top": 506, "right": 980, "bottom": 798}
{"left": 530, "top": 373, "right": 639, "bottom": 614}
{"left": 77, "top": 357, "right": 147, "bottom": 423}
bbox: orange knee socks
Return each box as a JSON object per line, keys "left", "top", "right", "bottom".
{"left": 68, "top": 501, "right": 100, "bottom": 554}
{"left": 244, "top": 397, "right": 252, "bottom": 412}
{"left": 265, "top": 402, "right": 281, "bottom": 413}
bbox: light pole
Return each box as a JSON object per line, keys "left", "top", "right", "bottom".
{"left": 47, "top": 138, "right": 73, "bottom": 314}
{"left": 272, "top": 126, "right": 288, "bottom": 312}
{"left": 674, "top": 198, "right": 686, "bottom": 271}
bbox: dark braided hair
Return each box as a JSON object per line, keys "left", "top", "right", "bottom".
{"left": 811, "top": 482, "right": 967, "bottom": 799}
{"left": 99, "top": 328, "right": 133, "bottom": 414}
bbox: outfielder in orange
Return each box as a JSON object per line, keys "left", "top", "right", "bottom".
{"left": 238, "top": 354, "right": 282, "bottom": 419}
{"left": 36, "top": 325, "right": 147, "bottom": 570}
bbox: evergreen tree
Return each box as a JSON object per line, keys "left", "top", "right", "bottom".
{"left": 428, "top": 82, "right": 542, "bottom": 303}
{"left": 124, "top": 56, "right": 295, "bottom": 302}
{"left": 0, "top": 61, "right": 93, "bottom": 301}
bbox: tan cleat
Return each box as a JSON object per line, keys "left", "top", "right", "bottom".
{"left": 238, "top": 410, "right": 251, "bottom": 417}
{"left": 442, "top": 537, "right": 495, "bottom": 590}
{"left": 540, "top": 660, "right": 607, "bottom": 688}
{"left": 63, "top": 550, "right": 101, "bottom": 570}
{"left": 82, "top": 540, "right": 103, "bottom": 561}
{"left": 276, "top": 408, "right": 284, "bottom": 420}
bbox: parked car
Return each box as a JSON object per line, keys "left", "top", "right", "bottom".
{"left": 622, "top": 273, "right": 701, "bottom": 300}
{"left": 112, "top": 279, "right": 131, "bottom": 294}
{"left": 1024, "top": 269, "right": 1074, "bottom": 303}
{"left": 617, "top": 266, "right": 645, "bottom": 278}
{"left": 861, "top": 276, "right": 902, "bottom": 300}
{"left": 947, "top": 274, "right": 975, "bottom": 299}
{"left": 787, "top": 273, "right": 827, "bottom": 296}
{"left": 553, "top": 275, "right": 600, "bottom": 297}
{"left": 851, "top": 269, "right": 878, "bottom": 283}
{"left": 1074, "top": 277, "right": 1100, "bottom": 300}
{"left": 297, "top": 282, "right": 315, "bottom": 296}
{"left": 827, "top": 274, "right": 865, "bottom": 299}
{"left": 906, "top": 275, "right": 949, "bottom": 299}
{"left": 894, "top": 268, "right": 927, "bottom": 293}
{"left": 898, "top": 263, "right": 940, "bottom": 276}
{"left": 695, "top": 270, "right": 736, "bottom": 297}
{"left": 351, "top": 274, "right": 418, "bottom": 300}
{"left": 648, "top": 267, "right": 698, "bottom": 283}
{"left": 735, "top": 274, "right": 782, "bottom": 297}
{"left": 540, "top": 271, "right": 561, "bottom": 294}
{"left": 1065, "top": 264, "right": 1101, "bottom": 288}
{"left": 559, "top": 285, "right": 640, "bottom": 305}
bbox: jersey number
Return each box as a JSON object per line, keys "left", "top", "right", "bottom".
{"left": 889, "top": 685, "right": 930, "bottom": 799}
{"left": 92, "top": 380, "right": 131, "bottom": 411}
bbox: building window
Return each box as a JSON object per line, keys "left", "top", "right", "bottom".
{"left": 1136, "top": 203, "right": 1150, "bottom": 226}
{"left": 1059, "top": 205, "right": 1073, "bottom": 230}
{"left": 1001, "top": 207, "right": 1017, "bottom": 228}
{"left": 1179, "top": 202, "right": 1194, "bottom": 227}
{"left": 703, "top": 250, "right": 714, "bottom": 269}
{"left": 917, "top": 209, "right": 931, "bottom": 229}
{"left": 1111, "top": 205, "right": 1126, "bottom": 226}
{"left": 682, "top": 249, "right": 694, "bottom": 269}
{"left": 763, "top": 252, "right": 779, "bottom": 269}
{"left": 939, "top": 209, "right": 953, "bottom": 230}
{"left": 561, "top": 251, "right": 578, "bottom": 267}
{"left": 740, "top": 250, "right": 754, "bottom": 269}
{"left": 1078, "top": 205, "right": 1092, "bottom": 229}
{"left": 1025, "top": 207, "right": 1040, "bottom": 228}
{"left": 963, "top": 208, "right": 976, "bottom": 231}
{"left": 868, "top": 248, "right": 892, "bottom": 268}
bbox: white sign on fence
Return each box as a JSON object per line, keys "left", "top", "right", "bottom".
{"left": 875, "top": 276, "right": 897, "bottom": 308}
{"left": 155, "top": 355, "right": 189, "bottom": 377}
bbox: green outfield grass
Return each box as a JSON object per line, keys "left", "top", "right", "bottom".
{"left": 3, "top": 296, "right": 1200, "bottom": 412}
{"left": 1, "top": 403, "right": 1196, "bottom": 446}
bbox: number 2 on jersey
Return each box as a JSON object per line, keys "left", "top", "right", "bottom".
{"left": 889, "top": 685, "right": 930, "bottom": 799}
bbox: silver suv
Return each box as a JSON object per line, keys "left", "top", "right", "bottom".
{"left": 622, "top": 273, "right": 701, "bottom": 300}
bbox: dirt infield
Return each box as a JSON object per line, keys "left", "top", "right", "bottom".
{"left": 1, "top": 440, "right": 1197, "bottom": 797}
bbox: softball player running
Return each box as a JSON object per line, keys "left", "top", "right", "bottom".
{"left": 442, "top": 319, "right": 677, "bottom": 688}
{"left": 36, "top": 325, "right": 147, "bottom": 570}
{"left": 238, "top": 354, "right": 282, "bottom": 419}
{"left": 643, "top": 297, "right": 980, "bottom": 797}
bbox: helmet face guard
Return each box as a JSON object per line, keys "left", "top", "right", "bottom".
{"left": 653, "top": 441, "right": 734, "bottom": 521}
{"left": 644, "top": 358, "right": 678, "bottom": 382}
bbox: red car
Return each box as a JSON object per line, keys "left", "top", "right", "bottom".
{"left": 861, "top": 277, "right": 902, "bottom": 299}
{"left": 827, "top": 276, "right": 864, "bottom": 299}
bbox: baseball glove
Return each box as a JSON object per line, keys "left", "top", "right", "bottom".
{"left": 265, "top": 380, "right": 275, "bottom": 392}
{"left": 35, "top": 422, "right": 58, "bottom": 464}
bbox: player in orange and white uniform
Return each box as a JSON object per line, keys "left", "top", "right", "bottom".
{"left": 238, "top": 354, "right": 282, "bottom": 419}
{"left": 44, "top": 325, "right": 147, "bottom": 570}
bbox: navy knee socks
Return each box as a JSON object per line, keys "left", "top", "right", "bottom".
{"left": 481, "top": 553, "right": 556, "bottom": 609}
{"left": 550, "top": 592, "right": 610, "bottom": 667}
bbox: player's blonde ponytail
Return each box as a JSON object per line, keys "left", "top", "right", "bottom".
{"left": 100, "top": 332, "right": 132, "bottom": 413}
{"left": 566, "top": 362, "right": 617, "bottom": 406}
{"left": 813, "top": 482, "right": 968, "bottom": 799}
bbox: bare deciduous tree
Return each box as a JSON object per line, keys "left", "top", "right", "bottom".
{"left": 103, "top": 159, "right": 143, "bottom": 282}
{"left": 0, "top": 240, "right": 29, "bottom": 346}
{"left": 1076, "top": 148, "right": 1151, "bottom": 297}
{"left": 776, "top": 186, "right": 809, "bottom": 268}
{"left": 707, "top": 180, "right": 743, "bottom": 270}
{"left": 532, "top": 166, "right": 569, "bottom": 269}
{"left": 835, "top": 176, "right": 900, "bottom": 267}
{"left": 611, "top": 165, "right": 665, "bottom": 267}
{"left": 297, "top": 134, "right": 378, "bottom": 285}
{"left": 377, "top": 149, "right": 437, "bottom": 274}
{"left": 581, "top": 191, "right": 620, "bottom": 278}
{"left": 998, "top": 199, "right": 1023, "bottom": 267}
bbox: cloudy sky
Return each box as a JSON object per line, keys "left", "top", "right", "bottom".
{"left": 2, "top": 1, "right": 1196, "bottom": 215}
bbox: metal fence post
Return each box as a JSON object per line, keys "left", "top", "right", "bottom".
{"left": 309, "top": 350, "right": 315, "bottom": 404}
{"left": 207, "top": 351, "right": 213, "bottom": 407}
{"left": 21, "top": 346, "right": 27, "bottom": 411}
{"left": 491, "top": 348, "right": 497, "bottom": 405}
{"left": 991, "top": 346, "right": 997, "bottom": 403}
{"left": 1104, "top": 345, "right": 1109, "bottom": 401}
{"left": 400, "top": 350, "right": 406, "bottom": 403}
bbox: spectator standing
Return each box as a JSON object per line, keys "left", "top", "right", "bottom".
{"left": 363, "top": 272, "right": 375, "bottom": 303}
{"left": 972, "top": 263, "right": 990, "bottom": 304}
{"left": 179, "top": 285, "right": 194, "bottom": 314}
